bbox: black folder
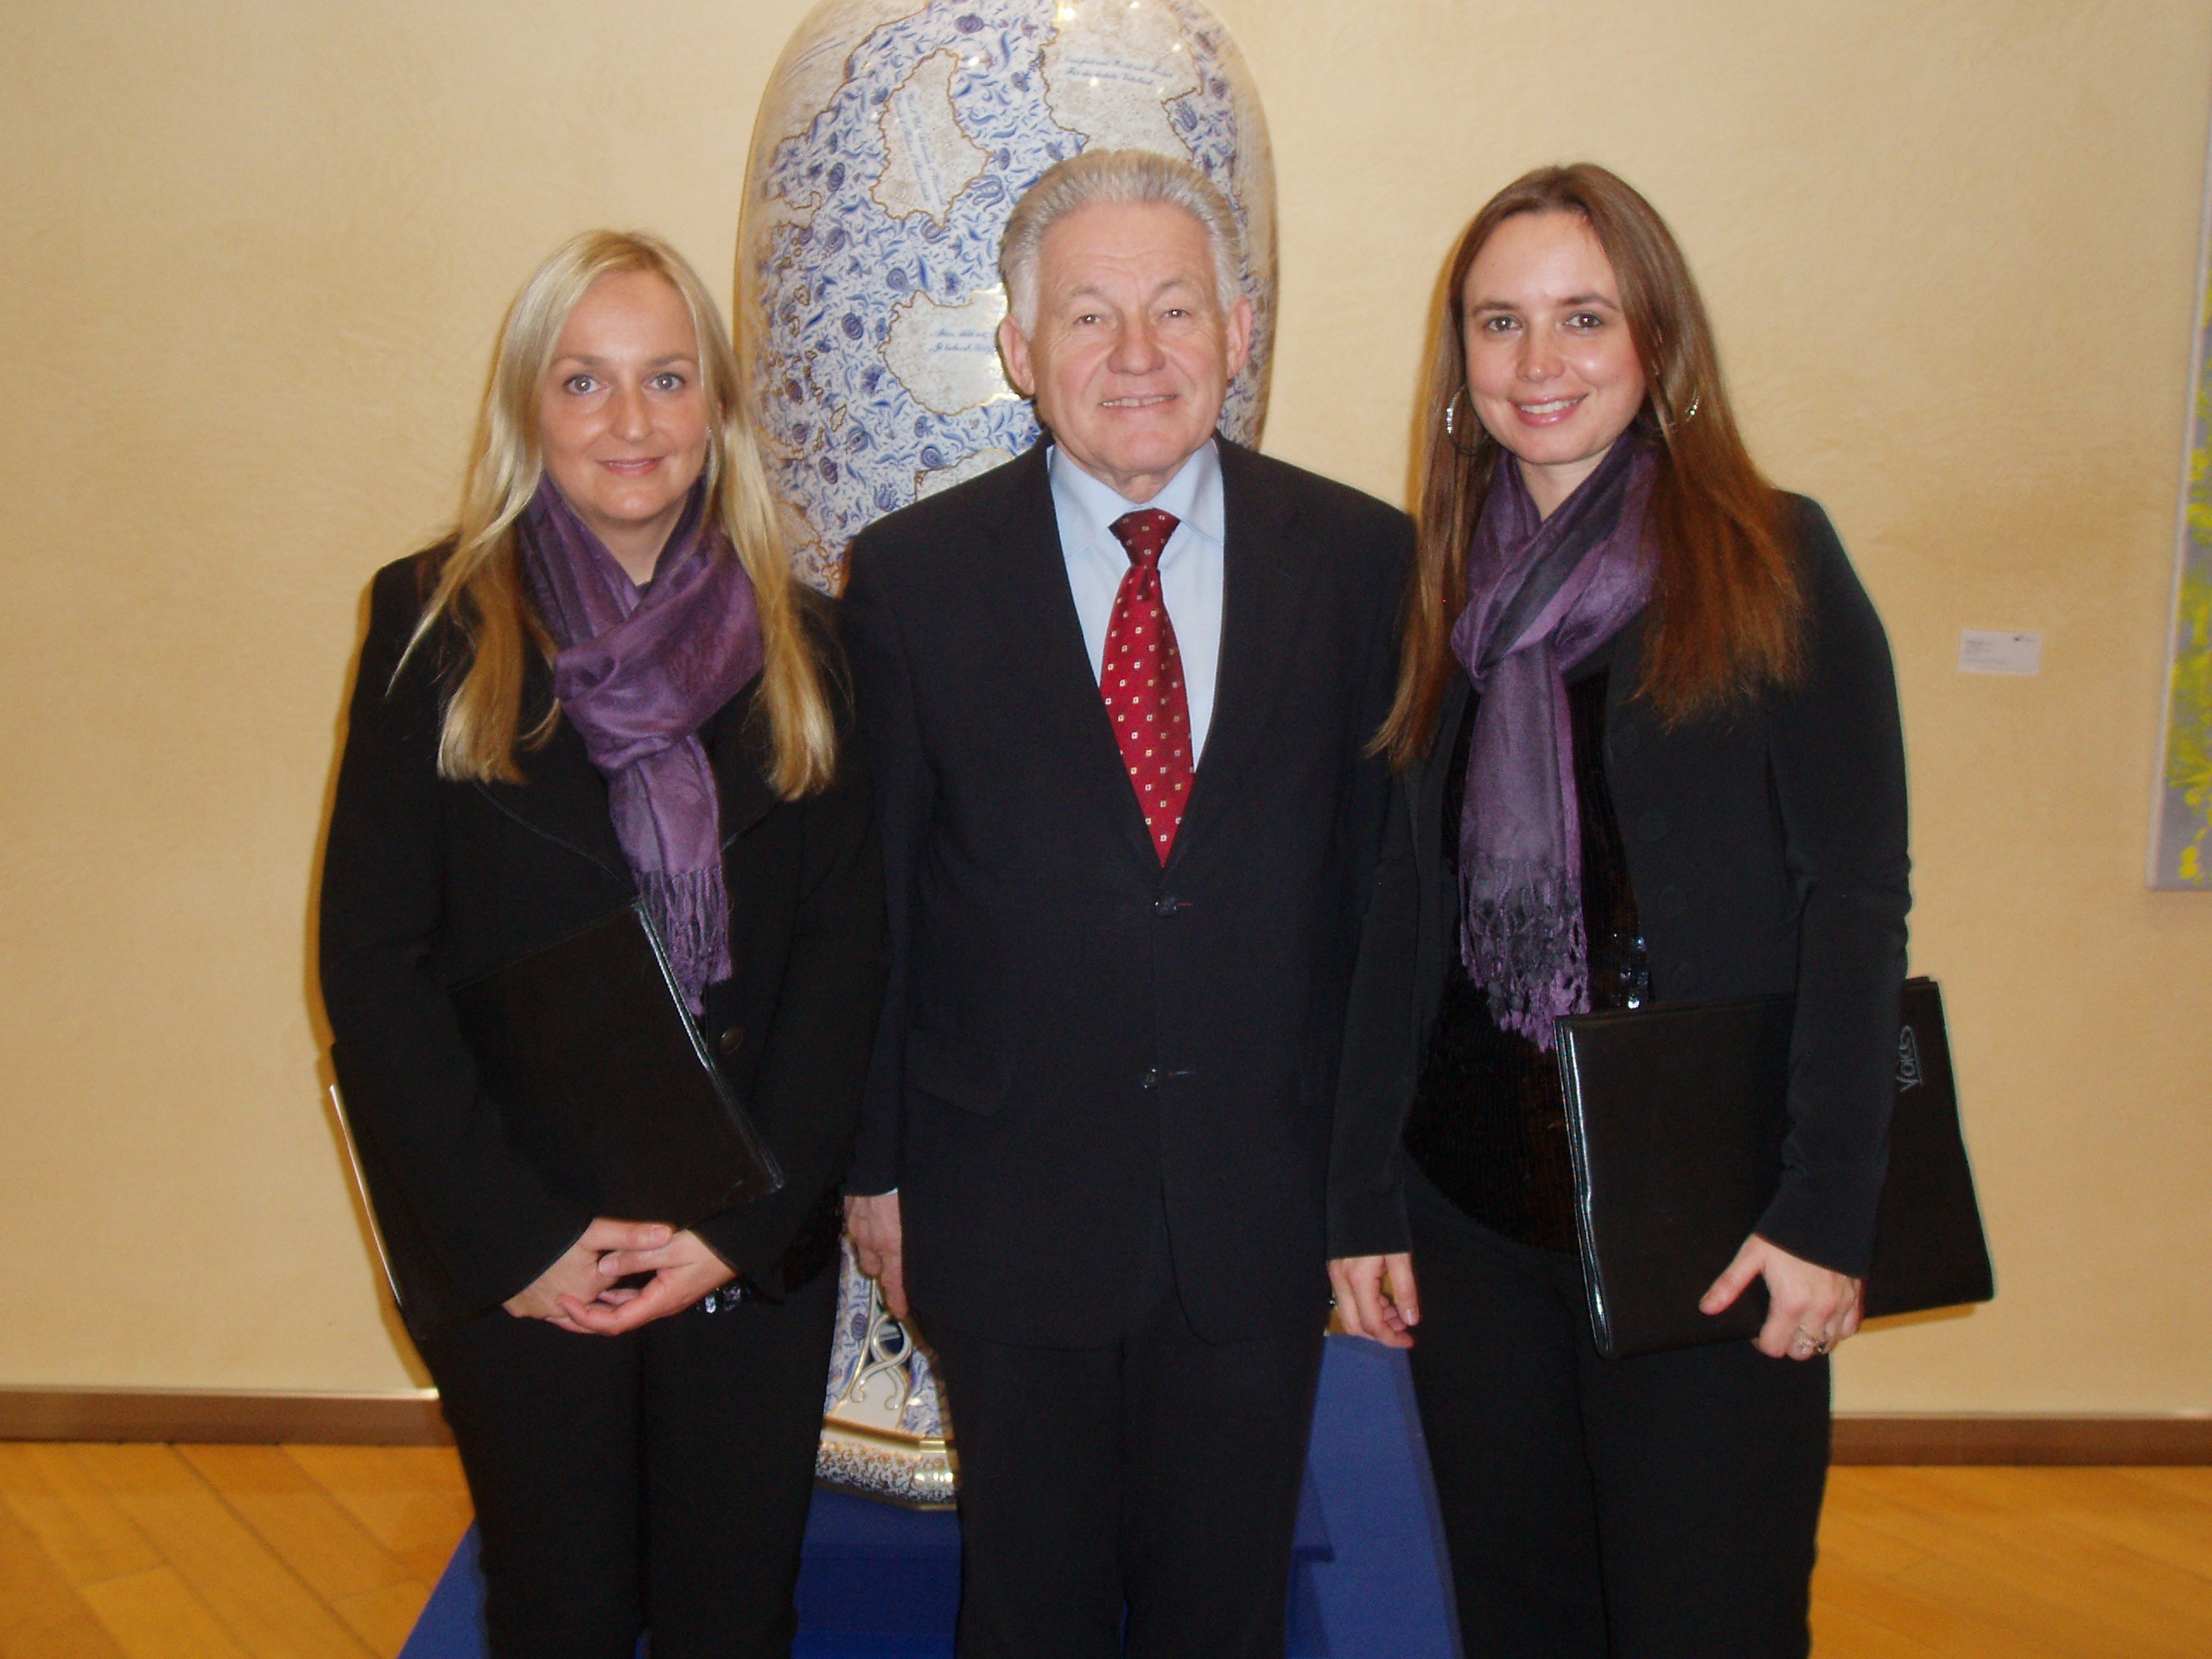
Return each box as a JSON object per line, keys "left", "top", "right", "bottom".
{"left": 451, "top": 903, "right": 784, "bottom": 1229}
{"left": 1555, "top": 978, "right": 1993, "bottom": 1359}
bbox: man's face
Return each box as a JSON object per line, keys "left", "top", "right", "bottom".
{"left": 998, "top": 200, "right": 1253, "bottom": 503}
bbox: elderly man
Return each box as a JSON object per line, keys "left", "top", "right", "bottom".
{"left": 841, "top": 149, "right": 1411, "bottom": 1658}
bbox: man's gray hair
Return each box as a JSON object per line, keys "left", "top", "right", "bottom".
{"left": 999, "top": 148, "right": 1245, "bottom": 334}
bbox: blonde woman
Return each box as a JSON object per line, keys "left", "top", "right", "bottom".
{"left": 319, "top": 232, "right": 885, "bottom": 1657}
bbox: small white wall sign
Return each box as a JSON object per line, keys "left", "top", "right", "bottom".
{"left": 1957, "top": 630, "right": 2043, "bottom": 675}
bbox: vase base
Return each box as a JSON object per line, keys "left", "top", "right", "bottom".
{"left": 817, "top": 1419, "right": 958, "bottom": 1510}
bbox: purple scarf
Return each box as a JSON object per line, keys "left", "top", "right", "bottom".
{"left": 1450, "top": 436, "right": 1656, "bottom": 1049}
{"left": 518, "top": 480, "right": 765, "bottom": 1013}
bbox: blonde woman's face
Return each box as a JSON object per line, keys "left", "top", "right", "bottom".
{"left": 1461, "top": 212, "right": 1647, "bottom": 520}
{"left": 538, "top": 270, "right": 710, "bottom": 582}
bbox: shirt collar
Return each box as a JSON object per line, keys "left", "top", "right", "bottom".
{"left": 1048, "top": 439, "right": 1224, "bottom": 554}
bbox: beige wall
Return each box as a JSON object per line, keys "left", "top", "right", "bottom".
{"left": 2, "top": 0, "right": 2206, "bottom": 1412}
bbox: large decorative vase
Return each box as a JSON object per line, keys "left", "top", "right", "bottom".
{"left": 741, "top": 0, "right": 1275, "bottom": 1504}
{"left": 739, "top": 0, "right": 1277, "bottom": 594}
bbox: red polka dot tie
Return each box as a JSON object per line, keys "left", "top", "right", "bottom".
{"left": 1102, "top": 508, "right": 1194, "bottom": 863}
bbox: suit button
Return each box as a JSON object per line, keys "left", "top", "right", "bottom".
{"left": 1635, "top": 809, "right": 1669, "bottom": 842}
{"left": 1139, "top": 1068, "right": 1163, "bottom": 1090}
{"left": 1154, "top": 894, "right": 1182, "bottom": 915}
{"left": 718, "top": 1025, "right": 746, "bottom": 1055}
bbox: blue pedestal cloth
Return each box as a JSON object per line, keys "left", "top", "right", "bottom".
{"left": 399, "top": 1335, "right": 1459, "bottom": 1658}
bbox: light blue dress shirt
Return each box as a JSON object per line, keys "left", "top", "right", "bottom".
{"left": 1047, "top": 442, "right": 1225, "bottom": 760}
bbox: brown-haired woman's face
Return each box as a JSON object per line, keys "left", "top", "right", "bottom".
{"left": 1461, "top": 211, "right": 1646, "bottom": 518}
{"left": 538, "top": 270, "right": 710, "bottom": 582}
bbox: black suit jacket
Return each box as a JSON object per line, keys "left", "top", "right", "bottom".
{"left": 1330, "top": 497, "right": 1910, "bottom": 1277}
{"left": 319, "top": 554, "right": 887, "bottom": 1339}
{"left": 842, "top": 439, "right": 1413, "bottom": 1347}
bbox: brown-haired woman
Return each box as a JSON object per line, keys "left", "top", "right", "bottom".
{"left": 1327, "top": 165, "right": 1909, "bottom": 1655}
{"left": 319, "top": 231, "right": 885, "bottom": 1656}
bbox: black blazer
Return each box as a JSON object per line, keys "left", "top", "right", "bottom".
{"left": 319, "top": 554, "right": 887, "bottom": 1339}
{"left": 1330, "top": 497, "right": 1910, "bottom": 1278}
{"left": 842, "top": 439, "right": 1413, "bottom": 1347}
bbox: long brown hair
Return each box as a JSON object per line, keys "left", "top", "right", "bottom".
{"left": 404, "top": 230, "right": 836, "bottom": 797}
{"left": 1378, "top": 164, "right": 1802, "bottom": 766}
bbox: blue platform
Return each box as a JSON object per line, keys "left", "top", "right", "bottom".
{"left": 401, "top": 1336, "right": 1459, "bottom": 1658}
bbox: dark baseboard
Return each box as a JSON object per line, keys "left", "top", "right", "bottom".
{"left": 1830, "top": 1414, "right": 2212, "bottom": 1465}
{"left": 3, "top": 1389, "right": 2206, "bottom": 1463}
{"left": 0, "top": 1387, "right": 452, "bottom": 1446}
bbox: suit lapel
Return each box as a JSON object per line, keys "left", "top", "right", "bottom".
{"left": 1172, "top": 439, "right": 1309, "bottom": 860}
{"left": 976, "top": 446, "right": 1160, "bottom": 868}
{"left": 1604, "top": 607, "right": 1651, "bottom": 732}
{"left": 475, "top": 692, "right": 632, "bottom": 887}
{"left": 1414, "top": 672, "right": 1472, "bottom": 892}
{"left": 707, "top": 682, "right": 779, "bottom": 847}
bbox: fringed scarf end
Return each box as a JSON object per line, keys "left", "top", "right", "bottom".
{"left": 639, "top": 867, "right": 731, "bottom": 1016}
{"left": 1459, "top": 859, "right": 1588, "bottom": 1051}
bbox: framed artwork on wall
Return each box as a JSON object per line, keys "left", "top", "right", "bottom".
{"left": 2152, "top": 130, "right": 2212, "bottom": 889}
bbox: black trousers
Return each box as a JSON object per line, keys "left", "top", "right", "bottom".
{"left": 1405, "top": 1166, "right": 1829, "bottom": 1659}
{"left": 921, "top": 1223, "right": 1325, "bottom": 1659}
{"left": 416, "top": 1263, "right": 840, "bottom": 1659}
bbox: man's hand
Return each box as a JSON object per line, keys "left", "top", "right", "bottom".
{"left": 1328, "top": 1253, "right": 1420, "bottom": 1350}
{"left": 503, "top": 1218, "right": 671, "bottom": 1332}
{"left": 1700, "top": 1232, "right": 1864, "bottom": 1361}
{"left": 557, "top": 1229, "right": 737, "bottom": 1336}
{"left": 844, "top": 1192, "right": 908, "bottom": 1319}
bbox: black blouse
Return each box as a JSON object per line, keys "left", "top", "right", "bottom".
{"left": 1401, "top": 641, "right": 1648, "bottom": 1252}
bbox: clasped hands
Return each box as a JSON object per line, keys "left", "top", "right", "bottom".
{"left": 512, "top": 1191, "right": 915, "bottom": 1336}
{"left": 503, "top": 1217, "right": 736, "bottom": 1336}
{"left": 1331, "top": 1233, "right": 1862, "bottom": 1361}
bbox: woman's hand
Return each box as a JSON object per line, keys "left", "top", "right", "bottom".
{"left": 1328, "top": 1253, "right": 1421, "bottom": 1350}
{"left": 1700, "top": 1233, "right": 1864, "bottom": 1360}
{"left": 503, "top": 1218, "right": 673, "bottom": 1332}
{"left": 557, "top": 1229, "right": 738, "bottom": 1336}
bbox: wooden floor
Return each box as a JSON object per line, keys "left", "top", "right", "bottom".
{"left": 0, "top": 1444, "right": 471, "bottom": 1658}
{"left": 1810, "top": 1466, "right": 2212, "bottom": 1656}
{"left": 1, "top": 1446, "right": 2206, "bottom": 1656}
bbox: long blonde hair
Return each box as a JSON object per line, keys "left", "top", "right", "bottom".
{"left": 406, "top": 230, "right": 836, "bottom": 797}
{"left": 1378, "top": 164, "right": 1802, "bottom": 767}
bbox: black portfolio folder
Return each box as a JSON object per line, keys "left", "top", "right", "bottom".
{"left": 1555, "top": 977, "right": 1993, "bottom": 1359}
{"left": 451, "top": 903, "right": 784, "bottom": 1229}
